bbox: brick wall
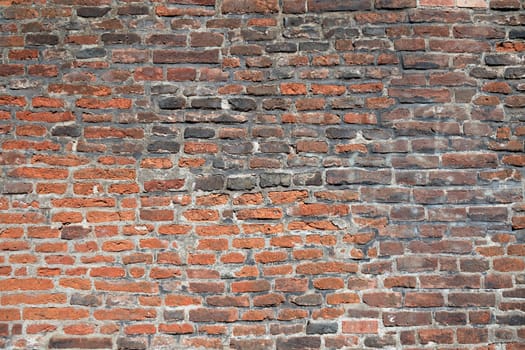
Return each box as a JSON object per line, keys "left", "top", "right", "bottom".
{"left": 0, "top": 0, "right": 524, "bottom": 349}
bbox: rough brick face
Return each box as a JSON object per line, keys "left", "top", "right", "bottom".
{"left": 0, "top": 1, "right": 524, "bottom": 349}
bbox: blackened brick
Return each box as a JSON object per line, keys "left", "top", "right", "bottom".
{"left": 153, "top": 50, "right": 220, "bottom": 64}
{"left": 505, "top": 67, "right": 525, "bottom": 79}
{"left": 229, "top": 98, "right": 257, "bottom": 111}
{"left": 191, "top": 97, "right": 222, "bottom": 109}
{"left": 27, "top": 34, "right": 59, "bottom": 45}
{"left": 76, "top": 48, "right": 107, "bottom": 59}
{"left": 147, "top": 141, "right": 180, "bottom": 153}
{"left": 260, "top": 173, "right": 292, "bottom": 188}
{"left": 117, "top": 338, "right": 146, "bottom": 350}
{"left": 51, "top": 126, "right": 81, "bottom": 137}
{"left": 117, "top": 6, "right": 149, "bottom": 16}
{"left": 266, "top": 43, "right": 297, "bottom": 52}
{"left": 326, "top": 128, "right": 357, "bottom": 139}
{"left": 184, "top": 127, "right": 215, "bottom": 139}
{"left": 101, "top": 33, "right": 141, "bottom": 45}
{"left": 77, "top": 7, "right": 111, "bottom": 17}
{"left": 308, "top": 0, "right": 372, "bottom": 12}
{"left": 158, "top": 97, "right": 186, "bottom": 110}
{"left": 293, "top": 172, "right": 322, "bottom": 186}
{"left": 195, "top": 175, "right": 225, "bottom": 191}
{"left": 227, "top": 176, "right": 256, "bottom": 190}
{"left": 223, "top": 142, "right": 253, "bottom": 154}
{"left": 49, "top": 337, "right": 112, "bottom": 349}
{"left": 306, "top": 322, "right": 338, "bottom": 334}
{"left": 276, "top": 336, "right": 321, "bottom": 350}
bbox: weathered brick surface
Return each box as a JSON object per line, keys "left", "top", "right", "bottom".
{"left": 0, "top": 1, "right": 524, "bottom": 349}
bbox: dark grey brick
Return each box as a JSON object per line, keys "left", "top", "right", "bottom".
{"left": 260, "top": 142, "right": 291, "bottom": 153}
{"left": 195, "top": 175, "right": 225, "bottom": 191}
{"left": 324, "top": 28, "right": 360, "bottom": 39}
{"left": 293, "top": 172, "right": 322, "bottom": 186}
{"left": 266, "top": 43, "right": 297, "bottom": 53}
{"left": 151, "top": 85, "right": 179, "bottom": 95}
{"left": 117, "top": 6, "right": 149, "bottom": 15}
{"left": 147, "top": 141, "right": 180, "bottom": 153}
{"left": 158, "top": 97, "right": 186, "bottom": 110}
{"left": 117, "top": 338, "right": 146, "bottom": 350}
{"left": 260, "top": 173, "right": 291, "bottom": 188}
{"left": 51, "top": 126, "right": 81, "bottom": 137}
{"left": 308, "top": 0, "right": 372, "bottom": 12}
{"left": 49, "top": 337, "right": 112, "bottom": 349}
{"left": 306, "top": 322, "right": 338, "bottom": 334}
{"left": 229, "top": 98, "right": 257, "bottom": 112}
{"left": 496, "top": 315, "right": 525, "bottom": 325}
{"left": 223, "top": 142, "right": 253, "bottom": 154}
{"left": 184, "top": 127, "right": 215, "bottom": 139}
{"left": 76, "top": 48, "right": 107, "bottom": 59}
{"left": 505, "top": 67, "right": 525, "bottom": 79}
{"left": 509, "top": 29, "right": 525, "bottom": 39}
{"left": 364, "top": 336, "right": 397, "bottom": 348}
{"left": 470, "top": 67, "right": 498, "bottom": 79}
{"left": 227, "top": 176, "right": 256, "bottom": 190}
{"left": 262, "top": 98, "right": 291, "bottom": 110}
{"left": 299, "top": 42, "right": 330, "bottom": 51}
{"left": 101, "top": 33, "right": 141, "bottom": 45}
{"left": 485, "top": 54, "right": 520, "bottom": 66}
{"left": 242, "top": 28, "right": 278, "bottom": 41}
{"left": 152, "top": 125, "right": 179, "bottom": 136}
{"left": 77, "top": 7, "right": 111, "bottom": 17}
{"left": 276, "top": 336, "right": 321, "bottom": 350}
{"left": 191, "top": 97, "right": 222, "bottom": 109}
{"left": 326, "top": 128, "right": 357, "bottom": 139}
{"left": 27, "top": 34, "right": 59, "bottom": 45}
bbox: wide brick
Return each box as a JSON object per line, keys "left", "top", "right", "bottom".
{"left": 342, "top": 320, "right": 378, "bottom": 334}
{"left": 153, "top": 50, "right": 220, "bottom": 64}
{"left": 24, "top": 308, "right": 89, "bottom": 320}
{"left": 383, "top": 312, "right": 432, "bottom": 326}
{"left": 327, "top": 169, "right": 391, "bottom": 185}
{"left": 457, "top": 328, "right": 488, "bottom": 344}
{"left": 222, "top": 0, "right": 278, "bottom": 13}
{"left": 189, "top": 308, "right": 238, "bottom": 322}
{"left": 405, "top": 292, "right": 444, "bottom": 307}
{"left": 376, "top": 0, "right": 416, "bottom": 8}
{"left": 418, "top": 329, "right": 454, "bottom": 345}
{"left": 363, "top": 292, "right": 402, "bottom": 307}
{"left": 308, "top": 0, "right": 372, "bottom": 11}
{"left": 48, "top": 337, "right": 112, "bottom": 349}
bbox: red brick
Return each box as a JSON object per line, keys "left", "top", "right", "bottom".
{"left": 342, "top": 320, "right": 378, "bottom": 334}
{"left": 363, "top": 292, "right": 402, "bottom": 307}
{"left": 189, "top": 308, "right": 238, "bottom": 322}
{"left": 457, "top": 328, "right": 489, "bottom": 344}
{"left": 232, "top": 280, "right": 271, "bottom": 293}
{"left": 418, "top": 329, "right": 454, "bottom": 344}
{"left": 405, "top": 292, "right": 444, "bottom": 307}
{"left": 222, "top": 0, "right": 278, "bottom": 13}
{"left": 24, "top": 308, "right": 89, "bottom": 320}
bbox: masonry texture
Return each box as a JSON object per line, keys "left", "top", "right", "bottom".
{"left": 0, "top": 0, "right": 524, "bottom": 349}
